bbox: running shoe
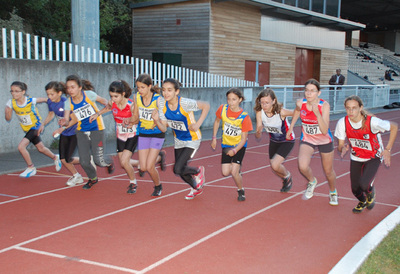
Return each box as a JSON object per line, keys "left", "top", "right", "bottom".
{"left": 185, "top": 188, "right": 203, "bottom": 200}
{"left": 54, "top": 154, "right": 62, "bottom": 172}
{"left": 107, "top": 160, "right": 115, "bottom": 174}
{"left": 138, "top": 169, "right": 145, "bottom": 177}
{"left": 352, "top": 201, "right": 367, "bottom": 213}
{"left": 151, "top": 184, "right": 163, "bottom": 197}
{"left": 194, "top": 166, "right": 205, "bottom": 189}
{"left": 303, "top": 178, "right": 317, "bottom": 200}
{"left": 237, "top": 189, "right": 246, "bottom": 201}
{"left": 127, "top": 183, "right": 137, "bottom": 194}
{"left": 19, "top": 167, "right": 37, "bottom": 178}
{"left": 366, "top": 187, "right": 376, "bottom": 210}
{"left": 66, "top": 173, "right": 84, "bottom": 186}
{"left": 280, "top": 175, "right": 293, "bottom": 192}
{"left": 159, "top": 150, "right": 166, "bottom": 171}
{"left": 329, "top": 192, "right": 339, "bottom": 206}
{"left": 83, "top": 178, "right": 98, "bottom": 189}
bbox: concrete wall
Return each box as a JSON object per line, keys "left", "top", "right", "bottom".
{"left": 0, "top": 58, "right": 262, "bottom": 154}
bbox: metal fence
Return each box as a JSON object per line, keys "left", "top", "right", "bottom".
{"left": 264, "top": 84, "right": 391, "bottom": 113}
{"left": 0, "top": 28, "right": 257, "bottom": 88}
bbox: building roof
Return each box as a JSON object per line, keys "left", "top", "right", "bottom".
{"left": 130, "top": 0, "right": 365, "bottom": 31}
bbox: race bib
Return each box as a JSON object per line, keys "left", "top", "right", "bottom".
{"left": 224, "top": 123, "right": 241, "bottom": 136}
{"left": 302, "top": 123, "right": 322, "bottom": 135}
{"left": 117, "top": 124, "right": 136, "bottom": 134}
{"left": 167, "top": 120, "right": 187, "bottom": 131}
{"left": 73, "top": 104, "right": 96, "bottom": 121}
{"left": 139, "top": 107, "right": 154, "bottom": 121}
{"left": 264, "top": 126, "right": 282, "bottom": 134}
{"left": 349, "top": 138, "right": 372, "bottom": 151}
{"left": 17, "top": 114, "right": 32, "bottom": 126}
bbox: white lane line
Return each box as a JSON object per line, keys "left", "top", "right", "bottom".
{"left": 14, "top": 246, "right": 139, "bottom": 273}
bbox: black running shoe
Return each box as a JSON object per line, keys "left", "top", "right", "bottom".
{"left": 127, "top": 183, "right": 137, "bottom": 194}
{"left": 159, "top": 150, "right": 166, "bottom": 171}
{"left": 139, "top": 169, "right": 145, "bottom": 177}
{"left": 151, "top": 184, "right": 163, "bottom": 197}
{"left": 280, "top": 176, "right": 293, "bottom": 193}
{"left": 83, "top": 178, "right": 98, "bottom": 189}
{"left": 237, "top": 189, "right": 245, "bottom": 201}
{"left": 366, "top": 187, "right": 376, "bottom": 210}
{"left": 352, "top": 201, "right": 367, "bottom": 213}
{"left": 107, "top": 161, "right": 115, "bottom": 174}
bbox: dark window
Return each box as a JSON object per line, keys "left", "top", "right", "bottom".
{"left": 312, "top": 0, "right": 324, "bottom": 13}
{"left": 325, "top": 0, "right": 339, "bottom": 17}
{"left": 297, "top": 0, "right": 310, "bottom": 10}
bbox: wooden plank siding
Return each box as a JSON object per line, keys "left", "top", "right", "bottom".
{"left": 132, "top": 1, "right": 211, "bottom": 72}
{"left": 209, "top": 1, "right": 348, "bottom": 85}
{"left": 131, "top": 0, "right": 348, "bottom": 85}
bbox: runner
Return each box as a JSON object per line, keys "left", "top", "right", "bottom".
{"left": 39, "top": 81, "right": 83, "bottom": 186}
{"left": 154, "top": 78, "right": 210, "bottom": 200}
{"left": 90, "top": 80, "right": 142, "bottom": 194}
{"left": 62, "top": 75, "right": 114, "bottom": 189}
{"left": 286, "top": 79, "right": 338, "bottom": 205}
{"left": 133, "top": 74, "right": 166, "bottom": 197}
{"left": 254, "top": 88, "right": 295, "bottom": 192}
{"left": 211, "top": 88, "right": 253, "bottom": 201}
{"left": 334, "top": 95, "right": 398, "bottom": 213}
{"left": 5, "top": 81, "right": 61, "bottom": 178}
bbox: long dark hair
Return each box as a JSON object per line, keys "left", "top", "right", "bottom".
{"left": 109, "top": 80, "right": 132, "bottom": 98}
{"left": 45, "top": 81, "right": 67, "bottom": 95}
{"left": 11, "top": 81, "right": 28, "bottom": 95}
{"left": 135, "top": 73, "right": 160, "bottom": 94}
{"left": 344, "top": 95, "right": 373, "bottom": 129}
{"left": 226, "top": 87, "right": 245, "bottom": 101}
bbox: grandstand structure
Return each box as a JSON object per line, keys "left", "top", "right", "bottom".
{"left": 347, "top": 43, "right": 400, "bottom": 90}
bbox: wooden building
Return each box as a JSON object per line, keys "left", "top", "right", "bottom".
{"left": 130, "top": 0, "right": 364, "bottom": 86}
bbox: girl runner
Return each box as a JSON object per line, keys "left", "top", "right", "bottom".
{"left": 254, "top": 88, "right": 295, "bottom": 192}
{"left": 133, "top": 74, "right": 166, "bottom": 197}
{"left": 211, "top": 88, "right": 253, "bottom": 201}
{"left": 39, "top": 81, "right": 83, "bottom": 186}
{"left": 90, "top": 80, "right": 142, "bottom": 194}
{"left": 154, "top": 78, "right": 209, "bottom": 200}
{"left": 62, "top": 75, "right": 114, "bottom": 189}
{"left": 286, "top": 79, "right": 338, "bottom": 205}
{"left": 334, "top": 95, "right": 398, "bottom": 213}
{"left": 5, "top": 81, "right": 61, "bottom": 177}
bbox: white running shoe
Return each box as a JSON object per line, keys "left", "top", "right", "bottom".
{"left": 185, "top": 188, "right": 203, "bottom": 200}
{"left": 302, "top": 178, "right": 317, "bottom": 200}
{"left": 329, "top": 192, "right": 339, "bottom": 206}
{"left": 19, "top": 167, "right": 37, "bottom": 178}
{"left": 66, "top": 173, "right": 84, "bottom": 186}
{"left": 194, "top": 166, "right": 205, "bottom": 189}
{"left": 54, "top": 154, "right": 62, "bottom": 172}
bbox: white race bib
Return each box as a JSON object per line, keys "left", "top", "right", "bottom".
{"left": 264, "top": 126, "right": 282, "bottom": 134}
{"left": 73, "top": 104, "right": 96, "bottom": 121}
{"left": 117, "top": 124, "right": 136, "bottom": 134}
{"left": 302, "top": 123, "right": 322, "bottom": 135}
{"left": 224, "top": 123, "right": 241, "bottom": 136}
{"left": 349, "top": 138, "right": 372, "bottom": 151}
{"left": 167, "top": 120, "right": 187, "bottom": 131}
{"left": 17, "top": 114, "right": 32, "bottom": 126}
{"left": 139, "top": 107, "right": 154, "bottom": 121}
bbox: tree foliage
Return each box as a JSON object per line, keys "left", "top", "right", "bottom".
{"left": 0, "top": 0, "right": 132, "bottom": 55}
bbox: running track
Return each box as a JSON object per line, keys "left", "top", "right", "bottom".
{"left": 0, "top": 110, "right": 399, "bottom": 273}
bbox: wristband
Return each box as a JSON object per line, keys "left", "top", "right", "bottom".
{"left": 62, "top": 126, "right": 66, "bottom": 130}
{"left": 212, "top": 136, "right": 217, "bottom": 139}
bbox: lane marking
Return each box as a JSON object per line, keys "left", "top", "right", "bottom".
{"left": 14, "top": 246, "right": 139, "bottom": 273}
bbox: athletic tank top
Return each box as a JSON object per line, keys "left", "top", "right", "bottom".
{"left": 345, "top": 115, "right": 382, "bottom": 159}
{"left": 112, "top": 99, "right": 137, "bottom": 141}
{"left": 12, "top": 97, "right": 41, "bottom": 132}
{"left": 300, "top": 98, "right": 333, "bottom": 145}
{"left": 163, "top": 96, "right": 201, "bottom": 141}
{"left": 221, "top": 104, "right": 248, "bottom": 148}
{"left": 47, "top": 97, "right": 76, "bottom": 136}
{"left": 136, "top": 92, "right": 164, "bottom": 136}
{"left": 70, "top": 91, "right": 104, "bottom": 132}
{"left": 261, "top": 111, "right": 294, "bottom": 142}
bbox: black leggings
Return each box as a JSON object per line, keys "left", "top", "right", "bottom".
{"left": 350, "top": 158, "right": 380, "bottom": 202}
{"left": 174, "top": 147, "right": 199, "bottom": 189}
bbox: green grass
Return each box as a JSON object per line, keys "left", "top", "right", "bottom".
{"left": 357, "top": 223, "right": 400, "bottom": 273}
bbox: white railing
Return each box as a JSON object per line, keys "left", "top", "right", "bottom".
{"left": 264, "top": 84, "right": 390, "bottom": 113}
{"left": 0, "top": 28, "right": 257, "bottom": 88}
